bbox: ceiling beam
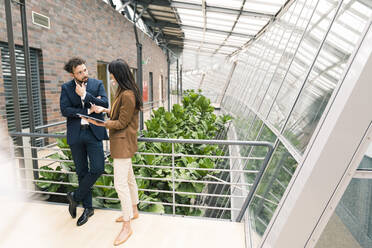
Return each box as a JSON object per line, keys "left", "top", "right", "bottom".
{"left": 162, "top": 34, "right": 185, "bottom": 41}
{"left": 138, "top": 2, "right": 170, "bottom": 45}
{"left": 143, "top": 18, "right": 182, "bottom": 28}
{"left": 143, "top": 18, "right": 253, "bottom": 38}
{"left": 184, "top": 40, "right": 240, "bottom": 49}
{"left": 182, "top": 25, "right": 253, "bottom": 38}
{"left": 213, "top": 0, "right": 247, "bottom": 55}
{"left": 182, "top": 47, "right": 231, "bottom": 56}
{"left": 135, "top": 0, "right": 274, "bottom": 19}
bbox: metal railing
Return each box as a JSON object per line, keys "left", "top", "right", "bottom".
{"left": 9, "top": 131, "right": 273, "bottom": 222}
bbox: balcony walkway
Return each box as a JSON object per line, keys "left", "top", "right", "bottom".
{"left": 0, "top": 198, "right": 245, "bottom": 248}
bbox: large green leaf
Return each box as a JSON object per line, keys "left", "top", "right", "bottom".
{"left": 145, "top": 203, "right": 165, "bottom": 213}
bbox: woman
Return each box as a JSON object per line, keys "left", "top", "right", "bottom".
{"left": 82, "top": 59, "right": 142, "bottom": 246}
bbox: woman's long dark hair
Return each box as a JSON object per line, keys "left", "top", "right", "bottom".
{"left": 108, "top": 59, "right": 143, "bottom": 110}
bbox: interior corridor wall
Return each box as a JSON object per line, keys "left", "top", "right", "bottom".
{"left": 0, "top": 0, "right": 168, "bottom": 132}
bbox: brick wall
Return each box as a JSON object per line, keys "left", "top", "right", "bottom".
{"left": 0, "top": 0, "right": 168, "bottom": 132}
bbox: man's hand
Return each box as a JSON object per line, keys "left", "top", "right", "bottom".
{"left": 75, "top": 83, "right": 86, "bottom": 97}
{"left": 81, "top": 117, "right": 106, "bottom": 127}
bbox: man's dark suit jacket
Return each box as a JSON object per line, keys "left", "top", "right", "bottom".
{"left": 60, "top": 78, "right": 109, "bottom": 145}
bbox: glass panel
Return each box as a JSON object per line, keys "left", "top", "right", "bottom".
{"left": 358, "top": 141, "right": 372, "bottom": 170}
{"left": 250, "top": 0, "right": 301, "bottom": 113}
{"left": 207, "top": 23, "right": 234, "bottom": 31}
{"left": 317, "top": 179, "right": 372, "bottom": 248}
{"left": 207, "top": 12, "right": 237, "bottom": 21}
{"left": 181, "top": 19, "right": 205, "bottom": 27}
{"left": 177, "top": 8, "right": 202, "bottom": 16}
{"left": 316, "top": 139, "right": 372, "bottom": 248}
{"left": 206, "top": 0, "right": 243, "bottom": 9}
{"left": 208, "top": 16, "right": 235, "bottom": 24}
{"left": 192, "top": 62, "right": 234, "bottom": 102}
{"left": 248, "top": 142, "right": 298, "bottom": 247}
{"left": 180, "top": 15, "right": 204, "bottom": 22}
{"left": 245, "top": 125, "right": 278, "bottom": 183}
{"left": 233, "top": 27, "right": 259, "bottom": 36}
{"left": 283, "top": 0, "right": 372, "bottom": 154}
{"left": 267, "top": 0, "right": 340, "bottom": 130}
{"left": 260, "top": 0, "right": 317, "bottom": 118}
{"left": 243, "top": 0, "right": 285, "bottom": 14}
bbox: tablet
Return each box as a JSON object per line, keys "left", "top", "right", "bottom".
{"left": 77, "top": 113, "right": 105, "bottom": 123}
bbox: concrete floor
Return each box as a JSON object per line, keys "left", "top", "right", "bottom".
{"left": 0, "top": 199, "right": 245, "bottom": 248}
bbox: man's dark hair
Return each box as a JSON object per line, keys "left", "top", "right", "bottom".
{"left": 64, "top": 57, "right": 86, "bottom": 73}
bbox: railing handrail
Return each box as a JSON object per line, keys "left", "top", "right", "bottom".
{"left": 34, "top": 121, "right": 66, "bottom": 130}
{"left": 9, "top": 131, "right": 274, "bottom": 222}
{"left": 9, "top": 131, "right": 274, "bottom": 147}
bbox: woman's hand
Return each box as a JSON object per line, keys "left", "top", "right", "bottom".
{"left": 90, "top": 103, "right": 106, "bottom": 114}
{"left": 81, "top": 117, "right": 106, "bottom": 127}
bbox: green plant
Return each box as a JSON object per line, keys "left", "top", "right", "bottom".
{"left": 135, "top": 90, "right": 231, "bottom": 216}
{"left": 37, "top": 90, "right": 232, "bottom": 216}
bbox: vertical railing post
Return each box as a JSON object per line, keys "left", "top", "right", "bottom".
{"left": 20, "top": 0, "right": 39, "bottom": 180}
{"left": 172, "top": 143, "right": 176, "bottom": 215}
{"left": 5, "top": 0, "right": 25, "bottom": 181}
{"left": 176, "top": 58, "right": 179, "bottom": 104}
{"left": 133, "top": 2, "right": 144, "bottom": 131}
{"left": 180, "top": 64, "right": 183, "bottom": 100}
{"left": 167, "top": 50, "right": 171, "bottom": 111}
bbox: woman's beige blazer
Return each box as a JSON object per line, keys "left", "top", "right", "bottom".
{"left": 105, "top": 90, "right": 139, "bottom": 158}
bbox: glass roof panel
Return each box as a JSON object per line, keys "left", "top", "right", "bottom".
{"left": 172, "top": 0, "right": 200, "bottom": 4}
{"left": 204, "top": 32, "right": 228, "bottom": 39}
{"left": 177, "top": 8, "right": 203, "bottom": 16}
{"left": 233, "top": 27, "right": 260, "bottom": 35}
{"left": 207, "top": 18, "right": 236, "bottom": 27}
{"left": 227, "top": 35, "right": 250, "bottom": 43}
{"left": 238, "top": 15, "right": 270, "bottom": 25}
{"left": 183, "top": 29, "right": 205, "bottom": 36}
{"left": 206, "top": 23, "right": 234, "bottom": 31}
{"left": 181, "top": 19, "right": 205, "bottom": 27}
{"left": 206, "top": 0, "right": 244, "bottom": 9}
{"left": 185, "top": 31, "right": 228, "bottom": 41}
{"left": 199, "top": 44, "right": 221, "bottom": 49}
{"left": 171, "top": 0, "right": 291, "bottom": 73}
{"left": 180, "top": 16, "right": 204, "bottom": 23}
{"left": 207, "top": 12, "right": 238, "bottom": 21}
{"left": 243, "top": 0, "right": 286, "bottom": 14}
{"left": 225, "top": 39, "right": 247, "bottom": 46}
{"left": 218, "top": 46, "right": 238, "bottom": 52}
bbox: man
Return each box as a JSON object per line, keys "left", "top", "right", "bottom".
{"left": 60, "top": 57, "right": 108, "bottom": 226}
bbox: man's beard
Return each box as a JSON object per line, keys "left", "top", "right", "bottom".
{"left": 76, "top": 77, "right": 88, "bottom": 85}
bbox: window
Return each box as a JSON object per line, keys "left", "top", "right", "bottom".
{"left": 0, "top": 43, "right": 43, "bottom": 138}
{"left": 97, "top": 62, "right": 111, "bottom": 105}
{"left": 159, "top": 74, "right": 164, "bottom": 102}
{"left": 149, "top": 72, "right": 153, "bottom": 108}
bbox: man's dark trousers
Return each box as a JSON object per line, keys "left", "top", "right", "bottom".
{"left": 60, "top": 78, "right": 108, "bottom": 208}
{"left": 70, "top": 127, "right": 104, "bottom": 208}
